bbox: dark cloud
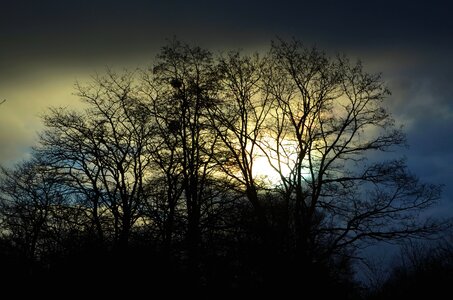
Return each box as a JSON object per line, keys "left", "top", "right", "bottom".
{"left": 2, "top": 1, "right": 452, "bottom": 64}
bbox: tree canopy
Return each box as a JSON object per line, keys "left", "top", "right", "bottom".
{"left": 0, "top": 40, "right": 444, "bottom": 297}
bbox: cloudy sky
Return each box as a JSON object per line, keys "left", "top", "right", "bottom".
{"left": 1, "top": 0, "right": 452, "bottom": 215}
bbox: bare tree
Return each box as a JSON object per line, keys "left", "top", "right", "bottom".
{"left": 38, "top": 70, "right": 153, "bottom": 250}
{"left": 208, "top": 51, "right": 271, "bottom": 227}
{"left": 0, "top": 159, "right": 75, "bottom": 263}
{"left": 258, "top": 40, "right": 442, "bottom": 264}
{"left": 142, "top": 41, "right": 221, "bottom": 279}
{"left": 0, "top": 39, "right": 444, "bottom": 294}
{"left": 368, "top": 237, "right": 453, "bottom": 299}
{"left": 140, "top": 70, "right": 185, "bottom": 254}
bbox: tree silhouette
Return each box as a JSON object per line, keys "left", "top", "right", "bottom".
{"left": 208, "top": 51, "right": 271, "bottom": 228}
{"left": 368, "top": 237, "right": 453, "bottom": 299}
{"left": 206, "top": 41, "right": 443, "bottom": 283}
{"left": 0, "top": 158, "right": 81, "bottom": 273}
{"left": 37, "top": 70, "right": 153, "bottom": 251}
{"left": 0, "top": 39, "right": 445, "bottom": 296}
{"left": 256, "top": 40, "right": 442, "bottom": 264}
{"left": 142, "top": 41, "right": 224, "bottom": 286}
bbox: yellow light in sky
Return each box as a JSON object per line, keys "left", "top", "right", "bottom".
{"left": 251, "top": 136, "right": 311, "bottom": 186}
{"left": 252, "top": 154, "right": 288, "bottom": 185}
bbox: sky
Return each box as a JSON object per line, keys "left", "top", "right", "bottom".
{"left": 1, "top": 0, "right": 453, "bottom": 218}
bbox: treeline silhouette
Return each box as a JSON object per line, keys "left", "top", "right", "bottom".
{"left": 365, "top": 237, "right": 453, "bottom": 299}
{"left": 0, "top": 40, "right": 445, "bottom": 297}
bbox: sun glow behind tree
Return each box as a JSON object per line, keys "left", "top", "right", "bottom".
{"left": 252, "top": 136, "right": 312, "bottom": 186}
{"left": 0, "top": 40, "right": 443, "bottom": 295}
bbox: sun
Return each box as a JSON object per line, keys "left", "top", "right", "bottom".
{"left": 251, "top": 137, "right": 312, "bottom": 186}
{"left": 252, "top": 155, "right": 285, "bottom": 185}
{"left": 251, "top": 141, "right": 295, "bottom": 186}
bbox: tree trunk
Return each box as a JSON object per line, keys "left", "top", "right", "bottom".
{"left": 163, "top": 200, "right": 175, "bottom": 253}
{"left": 92, "top": 197, "right": 104, "bottom": 244}
{"left": 245, "top": 185, "right": 268, "bottom": 235}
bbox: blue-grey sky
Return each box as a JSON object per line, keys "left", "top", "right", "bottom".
{"left": 1, "top": 0, "right": 452, "bottom": 215}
